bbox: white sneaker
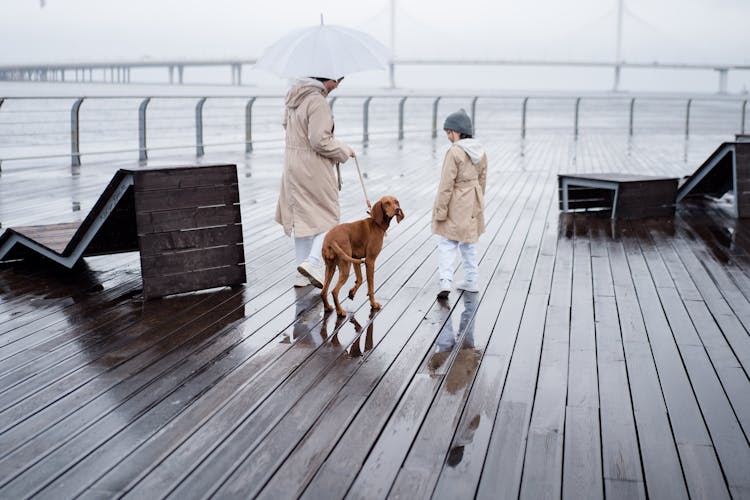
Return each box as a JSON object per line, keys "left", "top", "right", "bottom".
{"left": 456, "top": 280, "right": 479, "bottom": 293}
{"left": 437, "top": 279, "right": 452, "bottom": 299}
{"left": 293, "top": 273, "right": 309, "bottom": 288}
{"left": 297, "top": 260, "right": 324, "bottom": 289}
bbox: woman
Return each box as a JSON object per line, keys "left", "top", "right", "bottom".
{"left": 275, "top": 76, "right": 355, "bottom": 288}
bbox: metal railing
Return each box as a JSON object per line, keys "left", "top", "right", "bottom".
{"left": 0, "top": 94, "right": 747, "bottom": 168}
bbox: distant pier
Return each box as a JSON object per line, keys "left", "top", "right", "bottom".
{"left": 0, "top": 58, "right": 747, "bottom": 92}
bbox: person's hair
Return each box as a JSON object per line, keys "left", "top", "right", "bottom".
{"left": 445, "top": 128, "right": 473, "bottom": 140}
{"left": 311, "top": 77, "right": 344, "bottom": 83}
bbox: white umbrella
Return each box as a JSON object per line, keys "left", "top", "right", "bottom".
{"left": 253, "top": 17, "right": 390, "bottom": 80}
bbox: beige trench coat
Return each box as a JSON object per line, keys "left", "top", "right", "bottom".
{"left": 275, "top": 79, "right": 351, "bottom": 238}
{"left": 432, "top": 144, "right": 488, "bottom": 243}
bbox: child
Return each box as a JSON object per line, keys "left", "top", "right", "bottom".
{"left": 432, "top": 109, "right": 487, "bottom": 298}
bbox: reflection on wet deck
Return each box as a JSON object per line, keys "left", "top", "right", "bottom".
{"left": 1, "top": 133, "right": 749, "bottom": 499}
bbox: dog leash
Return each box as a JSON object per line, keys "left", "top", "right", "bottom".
{"left": 353, "top": 156, "right": 371, "bottom": 209}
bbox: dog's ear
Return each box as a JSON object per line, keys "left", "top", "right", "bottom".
{"left": 394, "top": 199, "right": 404, "bottom": 223}
{"left": 371, "top": 200, "right": 385, "bottom": 225}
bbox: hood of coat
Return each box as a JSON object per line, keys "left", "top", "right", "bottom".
{"left": 285, "top": 78, "right": 327, "bottom": 109}
{"left": 455, "top": 138, "right": 485, "bottom": 164}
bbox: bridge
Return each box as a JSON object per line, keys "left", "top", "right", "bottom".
{"left": 1, "top": 58, "right": 748, "bottom": 93}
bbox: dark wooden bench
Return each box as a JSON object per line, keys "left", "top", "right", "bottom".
{"left": 676, "top": 141, "right": 750, "bottom": 217}
{"left": 558, "top": 173, "right": 679, "bottom": 219}
{"left": 0, "top": 164, "right": 246, "bottom": 299}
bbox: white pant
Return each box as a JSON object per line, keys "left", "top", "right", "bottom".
{"left": 294, "top": 232, "right": 325, "bottom": 266}
{"left": 438, "top": 236, "right": 478, "bottom": 283}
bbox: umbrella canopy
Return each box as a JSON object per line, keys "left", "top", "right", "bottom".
{"left": 254, "top": 21, "right": 390, "bottom": 80}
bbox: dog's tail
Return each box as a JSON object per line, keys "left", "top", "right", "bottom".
{"left": 330, "top": 241, "right": 365, "bottom": 264}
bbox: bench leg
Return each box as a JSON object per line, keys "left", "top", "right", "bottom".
{"left": 611, "top": 185, "right": 619, "bottom": 219}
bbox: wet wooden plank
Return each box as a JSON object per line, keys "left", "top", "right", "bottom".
{"left": 589, "top": 220, "right": 645, "bottom": 497}
{"left": 0, "top": 292, "right": 251, "bottom": 491}
{"left": 562, "top": 216, "right": 603, "bottom": 499}
{"left": 336, "top": 183, "right": 537, "bottom": 498}
{"left": 134, "top": 185, "right": 239, "bottom": 212}
{"left": 7, "top": 223, "right": 81, "bottom": 254}
{"left": 563, "top": 406, "right": 603, "bottom": 500}
{"left": 621, "top": 230, "right": 732, "bottom": 498}
{"left": 107, "top": 167, "right": 452, "bottom": 496}
{"left": 132, "top": 165, "right": 237, "bottom": 191}
{"left": 138, "top": 225, "right": 244, "bottom": 256}
{"left": 131, "top": 247, "right": 432, "bottom": 498}
{"left": 190, "top": 258, "right": 440, "bottom": 498}
{"left": 607, "top": 238, "right": 689, "bottom": 500}
{"left": 390, "top": 178, "right": 556, "bottom": 500}
{"left": 518, "top": 221, "right": 572, "bottom": 500}
{"left": 74, "top": 287, "right": 322, "bottom": 497}
{"left": 135, "top": 205, "right": 241, "bottom": 235}
{"left": 255, "top": 285, "right": 443, "bottom": 500}
{"left": 1, "top": 135, "right": 749, "bottom": 499}
{"left": 667, "top": 231, "right": 750, "bottom": 374}
{"left": 302, "top": 163, "right": 542, "bottom": 500}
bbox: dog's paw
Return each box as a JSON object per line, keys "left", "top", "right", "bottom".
{"left": 348, "top": 288, "right": 357, "bottom": 299}
{"left": 323, "top": 303, "right": 334, "bottom": 312}
{"left": 370, "top": 300, "right": 382, "bottom": 310}
{"left": 336, "top": 308, "right": 347, "bottom": 318}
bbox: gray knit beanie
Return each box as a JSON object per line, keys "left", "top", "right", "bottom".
{"left": 443, "top": 108, "right": 473, "bottom": 136}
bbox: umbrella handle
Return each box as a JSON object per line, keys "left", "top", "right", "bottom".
{"left": 353, "top": 155, "right": 371, "bottom": 209}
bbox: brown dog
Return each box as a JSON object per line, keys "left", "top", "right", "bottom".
{"left": 321, "top": 196, "right": 404, "bottom": 317}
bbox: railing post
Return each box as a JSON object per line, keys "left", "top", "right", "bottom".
{"left": 574, "top": 97, "right": 581, "bottom": 138}
{"left": 629, "top": 97, "right": 636, "bottom": 136}
{"left": 685, "top": 98, "right": 692, "bottom": 139}
{"left": 742, "top": 100, "right": 747, "bottom": 134}
{"left": 362, "top": 96, "right": 373, "bottom": 144}
{"left": 70, "top": 97, "right": 84, "bottom": 167}
{"left": 138, "top": 97, "right": 151, "bottom": 162}
{"left": 0, "top": 98, "right": 3, "bottom": 173}
{"left": 398, "top": 96, "right": 407, "bottom": 140}
{"left": 471, "top": 96, "right": 478, "bottom": 134}
{"left": 431, "top": 96, "right": 442, "bottom": 138}
{"left": 245, "top": 97, "right": 256, "bottom": 153}
{"left": 195, "top": 97, "right": 207, "bottom": 157}
{"left": 521, "top": 97, "right": 529, "bottom": 138}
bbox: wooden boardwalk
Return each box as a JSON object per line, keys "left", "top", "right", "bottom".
{"left": 0, "top": 133, "right": 749, "bottom": 499}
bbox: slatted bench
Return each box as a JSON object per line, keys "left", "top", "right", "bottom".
{"left": 0, "top": 164, "right": 246, "bottom": 299}
{"left": 676, "top": 140, "right": 750, "bottom": 217}
{"left": 558, "top": 173, "right": 679, "bottom": 219}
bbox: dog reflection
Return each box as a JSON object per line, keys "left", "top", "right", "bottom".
{"left": 322, "top": 311, "right": 349, "bottom": 347}
{"left": 348, "top": 312, "right": 376, "bottom": 357}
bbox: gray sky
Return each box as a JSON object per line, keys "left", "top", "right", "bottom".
{"left": 2, "top": 0, "right": 748, "bottom": 92}
{"left": 2, "top": 0, "right": 748, "bottom": 63}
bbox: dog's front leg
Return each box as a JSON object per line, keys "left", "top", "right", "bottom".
{"left": 365, "top": 259, "right": 381, "bottom": 310}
